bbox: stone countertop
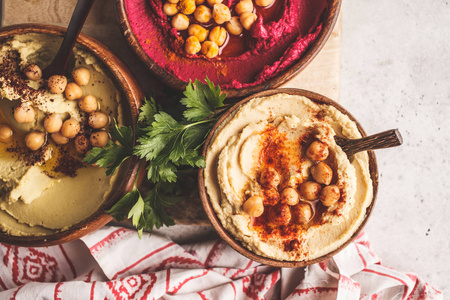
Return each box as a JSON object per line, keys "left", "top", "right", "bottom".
{"left": 2, "top": 0, "right": 449, "bottom": 295}
{"left": 339, "top": 0, "right": 449, "bottom": 295}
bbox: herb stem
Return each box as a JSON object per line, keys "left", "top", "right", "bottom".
{"left": 133, "top": 158, "right": 146, "bottom": 187}
{"left": 184, "top": 118, "right": 216, "bottom": 129}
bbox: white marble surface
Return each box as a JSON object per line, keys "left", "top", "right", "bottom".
{"left": 158, "top": 0, "right": 450, "bottom": 295}
{"left": 339, "top": 0, "right": 450, "bottom": 295}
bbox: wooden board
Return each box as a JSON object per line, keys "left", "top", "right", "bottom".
{"left": 1, "top": 0, "right": 342, "bottom": 225}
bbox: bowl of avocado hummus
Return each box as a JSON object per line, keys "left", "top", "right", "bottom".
{"left": 0, "top": 24, "right": 143, "bottom": 247}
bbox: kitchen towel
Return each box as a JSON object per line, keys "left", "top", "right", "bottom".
{"left": 0, "top": 226, "right": 442, "bottom": 299}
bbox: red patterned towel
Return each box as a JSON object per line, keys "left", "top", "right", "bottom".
{"left": 0, "top": 227, "right": 442, "bottom": 299}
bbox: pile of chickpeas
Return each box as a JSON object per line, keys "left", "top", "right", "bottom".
{"left": 242, "top": 140, "right": 341, "bottom": 226}
{"left": 0, "top": 64, "right": 111, "bottom": 154}
{"left": 163, "top": 0, "right": 274, "bottom": 58}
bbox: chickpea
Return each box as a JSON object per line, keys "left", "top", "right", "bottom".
{"left": 240, "top": 12, "right": 257, "bottom": 30}
{"left": 206, "top": 0, "right": 222, "bottom": 5}
{"left": 255, "top": 0, "right": 274, "bottom": 7}
{"left": 263, "top": 187, "right": 279, "bottom": 206}
{"left": 178, "top": 0, "right": 196, "bottom": 15}
{"left": 14, "top": 105, "right": 35, "bottom": 123}
{"left": 171, "top": 13, "right": 190, "bottom": 30}
{"left": 212, "top": 4, "right": 231, "bottom": 25}
{"left": 168, "top": 0, "right": 179, "bottom": 3}
{"left": 260, "top": 167, "right": 280, "bottom": 189}
{"left": 163, "top": 2, "right": 179, "bottom": 16}
{"left": 90, "top": 131, "right": 110, "bottom": 148}
{"left": 193, "top": 5, "right": 211, "bottom": 23}
{"left": 78, "top": 95, "right": 98, "bottom": 113}
{"left": 0, "top": 125, "right": 13, "bottom": 143}
{"left": 48, "top": 75, "right": 67, "bottom": 94}
{"left": 195, "top": 0, "right": 204, "bottom": 4}
{"left": 226, "top": 16, "right": 244, "bottom": 36}
{"left": 306, "top": 140, "right": 329, "bottom": 161}
{"left": 43, "top": 113, "right": 63, "bottom": 133}
{"left": 72, "top": 67, "right": 90, "bottom": 86}
{"left": 64, "top": 82, "right": 82, "bottom": 100}
{"left": 74, "top": 135, "right": 90, "bottom": 154}
{"left": 298, "top": 181, "right": 322, "bottom": 201}
{"left": 280, "top": 188, "right": 300, "bottom": 206}
{"left": 23, "top": 64, "right": 42, "bottom": 81}
{"left": 320, "top": 185, "right": 340, "bottom": 207}
{"left": 242, "top": 195, "right": 264, "bottom": 217}
{"left": 51, "top": 132, "right": 69, "bottom": 145}
{"left": 201, "top": 41, "right": 219, "bottom": 58}
{"left": 269, "top": 204, "right": 291, "bottom": 225}
{"left": 61, "top": 118, "right": 81, "bottom": 138}
{"left": 234, "top": 0, "right": 253, "bottom": 15}
{"left": 311, "top": 162, "right": 333, "bottom": 185}
{"left": 292, "top": 203, "right": 312, "bottom": 225}
{"left": 25, "top": 131, "right": 45, "bottom": 151}
{"left": 209, "top": 26, "right": 227, "bottom": 47}
{"left": 88, "top": 111, "right": 109, "bottom": 129}
{"left": 185, "top": 36, "right": 202, "bottom": 55}
{"left": 188, "top": 24, "right": 209, "bottom": 42}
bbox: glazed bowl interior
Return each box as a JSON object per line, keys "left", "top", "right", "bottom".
{"left": 0, "top": 24, "right": 143, "bottom": 247}
{"left": 116, "top": 0, "right": 342, "bottom": 99}
{"left": 199, "top": 88, "right": 379, "bottom": 267}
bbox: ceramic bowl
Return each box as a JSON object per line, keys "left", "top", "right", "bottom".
{"left": 199, "top": 88, "right": 378, "bottom": 267}
{"left": 0, "top": 24, "right": 143, "bottom": 247}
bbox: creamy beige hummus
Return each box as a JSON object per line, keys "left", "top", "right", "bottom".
{"left": 0, "top": 33, "right": 122, "bottom": 236}
{"left": 205, "top": 93, "right": 373, "bottom": 261}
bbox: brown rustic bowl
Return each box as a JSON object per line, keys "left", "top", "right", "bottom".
{"left": 116, "top": 0, "right": 342, "bottom": 99}
{"left": 0, "top": 24, "right": 144, "bottom": 247}
{"left": 199, "top": 88, "right": 379, "bottom": 267}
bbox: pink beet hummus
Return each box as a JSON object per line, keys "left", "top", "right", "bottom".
{"left": 125, "top": 0, "right": 328, "bottom": 89}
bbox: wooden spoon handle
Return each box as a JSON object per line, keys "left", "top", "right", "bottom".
{"left": 335, "top": 129, "right": 403, "bottom": 157}
{"left": 43, "top": 0, "right": 96, "bottom": 78}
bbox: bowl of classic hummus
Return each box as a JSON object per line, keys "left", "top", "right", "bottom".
{"left": 200, "top": 89, "right": 378, "bottom": 267}
{"left": 116, "top": 0, "right": 341, "bottom": 98}
{"left": 0, "top": 24, "right": 143, "bottom": 247}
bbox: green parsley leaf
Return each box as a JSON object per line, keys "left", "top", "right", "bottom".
{"left": 134, "top": 112, "right": 214, "bottom": 182}
{"left": 109, "top": 119, "right": 134, "bottom": 151}
{"left": 128, "top": 191, "right": 145, "bottom": 230}
{"left": 109, "top": 181, "right": 184, "bottom": 237}
{"left": 83, "top": 120, "right": 134, "bottom": 176}
{"left": 181, "top": 78, "right": 226, "bottom": 122}
{"left": 138, "top": 97, "right": 159, "bottom": 128}
{"left": 83, "top": 140, "right": 132, "bottom": 176}
{"left": 106, "top": 185, "right": 141, "bottom": 222}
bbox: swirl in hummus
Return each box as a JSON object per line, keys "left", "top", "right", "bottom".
{"left": 204, "top": 93, "right": 373, "bottom": 261}
{"left": 0, "top": 33, "right": 123, "bottom": 236}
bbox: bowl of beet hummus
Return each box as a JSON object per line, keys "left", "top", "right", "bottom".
{"left": 117, "top": 0, "right": 341, "bottom": 98}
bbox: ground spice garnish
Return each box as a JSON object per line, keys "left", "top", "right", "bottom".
{"left": 0, "top": 49, "right": 45, "bottom": 104}
{"left": 52, "top": 147, "right": 86, "bottom": 177}
{"left": 6, "top": 141, "right": 48, "bottom": 166}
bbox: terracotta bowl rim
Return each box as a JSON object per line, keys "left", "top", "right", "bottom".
{"left": 115, "top": 0, "right": 342, "bottom": 99}
{"left": 0, "top": 23, "right": 143, "bottom": 247}
{"left": 198, "top": 88, "right": 379, "bottom": 268}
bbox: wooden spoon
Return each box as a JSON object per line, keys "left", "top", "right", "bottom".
{"left": 334, "top": 129, "right": 403, "bottom": 157}
{"left": 43, "top": 0, "right": 96, "bottom": 78}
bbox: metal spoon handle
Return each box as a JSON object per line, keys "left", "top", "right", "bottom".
{"left": 43, "top": 0, "right": 96, "bottom": 77}
{"left": 335, "top": 129, "right": 403, "bottom": 157}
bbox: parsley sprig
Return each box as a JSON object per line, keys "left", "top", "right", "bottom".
{"left": 83, "top": 78, "right": 227, "bottom": 237}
